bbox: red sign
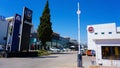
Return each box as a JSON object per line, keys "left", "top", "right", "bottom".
{"left": 88, "top": 26, "right": 94, "bottom": 33}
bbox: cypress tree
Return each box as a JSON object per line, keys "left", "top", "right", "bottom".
{"left": 37, "top": 0, "right": 53, "bottom": 50}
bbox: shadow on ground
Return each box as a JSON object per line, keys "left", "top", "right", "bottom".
{"left": 50, "top": 52, "right": 76, "bottom": 54}
{"left": 38, "top": 55, "right": 58, "bottom": 58}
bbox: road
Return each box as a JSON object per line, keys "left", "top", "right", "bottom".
{"left": 0, "top": 51, "right": 78, "bottom": 68}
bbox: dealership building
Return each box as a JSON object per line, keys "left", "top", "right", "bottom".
{"left": 0, "top": 15, "right": 8, "bottom": 46}
{"left": 87, "top": 23, "right": 120, "bottom": 67}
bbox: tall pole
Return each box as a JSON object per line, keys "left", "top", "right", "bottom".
{"left": 77, "top": 2, "right": 82, "bottom": 67}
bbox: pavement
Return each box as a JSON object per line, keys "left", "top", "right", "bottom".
{"left": 82, "top": 56, "right": 120, "bottom": 68}
{"left": 89, "top": 66, "right": 120, "bottom": 68}
{"left": 0, "top": 51, "right": 77, "bottom": 68}
{"left": 0, "top": 51, "right": 119, "bottom": 68}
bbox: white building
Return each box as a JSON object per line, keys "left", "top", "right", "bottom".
{"left": 87, "top": 23, "right": 120, "bottom": 67}
{"left": 0, "top": 16, "right": 8, "bottom": 45}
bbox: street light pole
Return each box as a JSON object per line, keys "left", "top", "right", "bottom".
{"left": 77, "top": 2, "right": 82, "bottom": 67}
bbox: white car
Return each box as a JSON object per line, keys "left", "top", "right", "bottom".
{"left": 0, "top": 45, "right": 4, "bottom": 51}
{"left": 59, "top": 48, "right": 66, "bottom": 52}
{"left": 50, "top": 48, "right": 60, "bottom": 53}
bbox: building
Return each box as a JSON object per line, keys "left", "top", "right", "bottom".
{"left": 29, "top": 28, "right": 38, "bottom": 50}
{"left": 46, "top": 32, "right": 71, "bottom": 49}
{"left": 87, "top": 23, "right": 120, "bottom": 67}
{"left": 0, "top": 15, "right": 8, "bottom": 46}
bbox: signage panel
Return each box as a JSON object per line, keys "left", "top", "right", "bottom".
{"left": 20, "top": 7, "right": 33, "bottom": 51}
{"left": 88, "top": 26, "right": 94, "bottom": 33}
{"left": 11, "top": 14, "right": 21, "bottom": 52}
{"left": 23, "top": 7, "right": 32, "bottom": 23}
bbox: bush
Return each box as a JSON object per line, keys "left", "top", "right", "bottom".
{"left": 37, "top": 50, "right": 50, "bottom": 56}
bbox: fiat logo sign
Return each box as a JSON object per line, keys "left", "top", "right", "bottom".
{"left": 88, "top": 26, "right": 94, "bottom": 33}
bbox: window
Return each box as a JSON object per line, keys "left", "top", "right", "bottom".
{"left": 95, "top": 33, "right": 98, "bottom": 35}
{"left": 101, "top": 32, "right": 105, "bottom": 34}
{"left": 108, "top": 32, "right": 112, "bottom": 34}
{"left": 102, "top": 46, "right": 120, "bottom": 60}
{"left": 117, "top": 32, "right": 120, "bottom": 34}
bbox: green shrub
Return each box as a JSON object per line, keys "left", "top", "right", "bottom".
{"left": 37, "top": 50, "right": 50, "bottom": 56}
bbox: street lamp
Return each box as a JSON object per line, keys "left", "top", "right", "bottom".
{"left": 77, "top": 2, "right": 82, "bottom": 67}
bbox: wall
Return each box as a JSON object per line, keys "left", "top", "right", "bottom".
{"left": 87, "top": 23, "right": 118, "bottom": 50}
{"left": 0, "top": 20, "right": 8, "bottom": 45}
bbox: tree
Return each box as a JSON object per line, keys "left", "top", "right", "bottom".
{"left": 37, "top": 0, "right": 53, "bottom": 50}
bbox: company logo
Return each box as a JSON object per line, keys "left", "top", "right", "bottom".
{"left": 88, "top": 26, "right": 94, "bottom": 33}
{"left": 15, "top": 15, "right": 21, "bottom": 21}
{"left": 25, "top": 10, "right": 32, "bottom": 19}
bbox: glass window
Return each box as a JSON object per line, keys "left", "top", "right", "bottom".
{"left": 114, "top": 47, "right": 120, "bottom": 59}
{"left": 102, "top": 46, "right": 120, "bottom": 60}
{"left": 95, "top": 33, "right": 98, "bottom": 35}
{"left": 101, "top": 32, "right": 105, "bottom": 34}
{"left": 108, "top": 32, "right": 112, "bottom": 34}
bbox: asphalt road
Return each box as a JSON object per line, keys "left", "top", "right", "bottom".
{"left": 0, "top": 51, "right": 78, "bottom": 68}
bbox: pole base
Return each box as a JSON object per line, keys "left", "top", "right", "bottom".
{"left": 77, "top": 54, "right": 82, "bottom": 67}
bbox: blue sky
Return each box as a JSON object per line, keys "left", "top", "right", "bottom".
{"left": 0, "top": 0, "right": 120, "bottom": 43}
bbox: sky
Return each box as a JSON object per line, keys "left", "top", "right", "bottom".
{"left": 0, "top": 0, "right": 120, "bottom": 43}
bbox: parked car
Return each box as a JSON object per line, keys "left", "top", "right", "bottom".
{"left": 86, "top": 50, "right": 96, "bottom": 56}
{"left": 0, "top": 45, "right": 4, "bottom": 51}
{"left": 81, "top": 50, "right": 86, "bottom": 55}
{"left": 50, "top": 47, "right": 60, "bottom": 53}
{"left": 86, "top": 50, "right": 92, "bottom": 56}
{"left": 91, "top": 50, "right": 96, "bottom": 56}
{"left": 0, "top": 45, "right": 4, "bottom": 57}
{"left": 59, "top": 47, "right": 66, "bottom": 52}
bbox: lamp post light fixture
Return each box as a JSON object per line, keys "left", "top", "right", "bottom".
{"left": 77, "top": 2, "right": 82, "bottom": 67}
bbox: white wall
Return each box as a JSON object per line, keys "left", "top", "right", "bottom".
{"left": 117, "top": 27, "right": 120, "bottom": 32}
{"left": 87, "top": 23, "right": 119, "bottom": 50}
{"left": 87, "top": 23, "right": 120, "bottom": 67}
{"left": 0, "top": 20, "right": 8, "bottom": 45}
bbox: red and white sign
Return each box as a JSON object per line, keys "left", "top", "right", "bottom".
{"left": 88, "top": 26, "right": 94, "bottom": 33}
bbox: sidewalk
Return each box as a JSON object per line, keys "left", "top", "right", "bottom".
{"left": 89, "top": 66, "right": 119, "bottom": 68}
{"left": 82, "top": 56, "right": 120, "bottom": 68}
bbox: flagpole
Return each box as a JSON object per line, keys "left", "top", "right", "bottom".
{"left": 77, "top": 2, "right": 82, "bottom": 67}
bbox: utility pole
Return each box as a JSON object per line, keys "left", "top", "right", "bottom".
{"left": 77, "top": 2, "right": 82, "bottom": 67}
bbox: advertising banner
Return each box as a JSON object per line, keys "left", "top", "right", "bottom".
{"left": 11, "top": 14, "right": 21, "bottom": 52}
{"left": 20, "top": 7, "right": 33, "bottom": 51}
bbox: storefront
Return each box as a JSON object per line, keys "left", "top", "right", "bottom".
{"left": 87, "top": 23, "right": 120, "bottom": 67}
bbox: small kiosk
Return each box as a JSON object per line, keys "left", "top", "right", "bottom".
{"left": 87, "top": 23, "right": 120, "bottom": 67}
